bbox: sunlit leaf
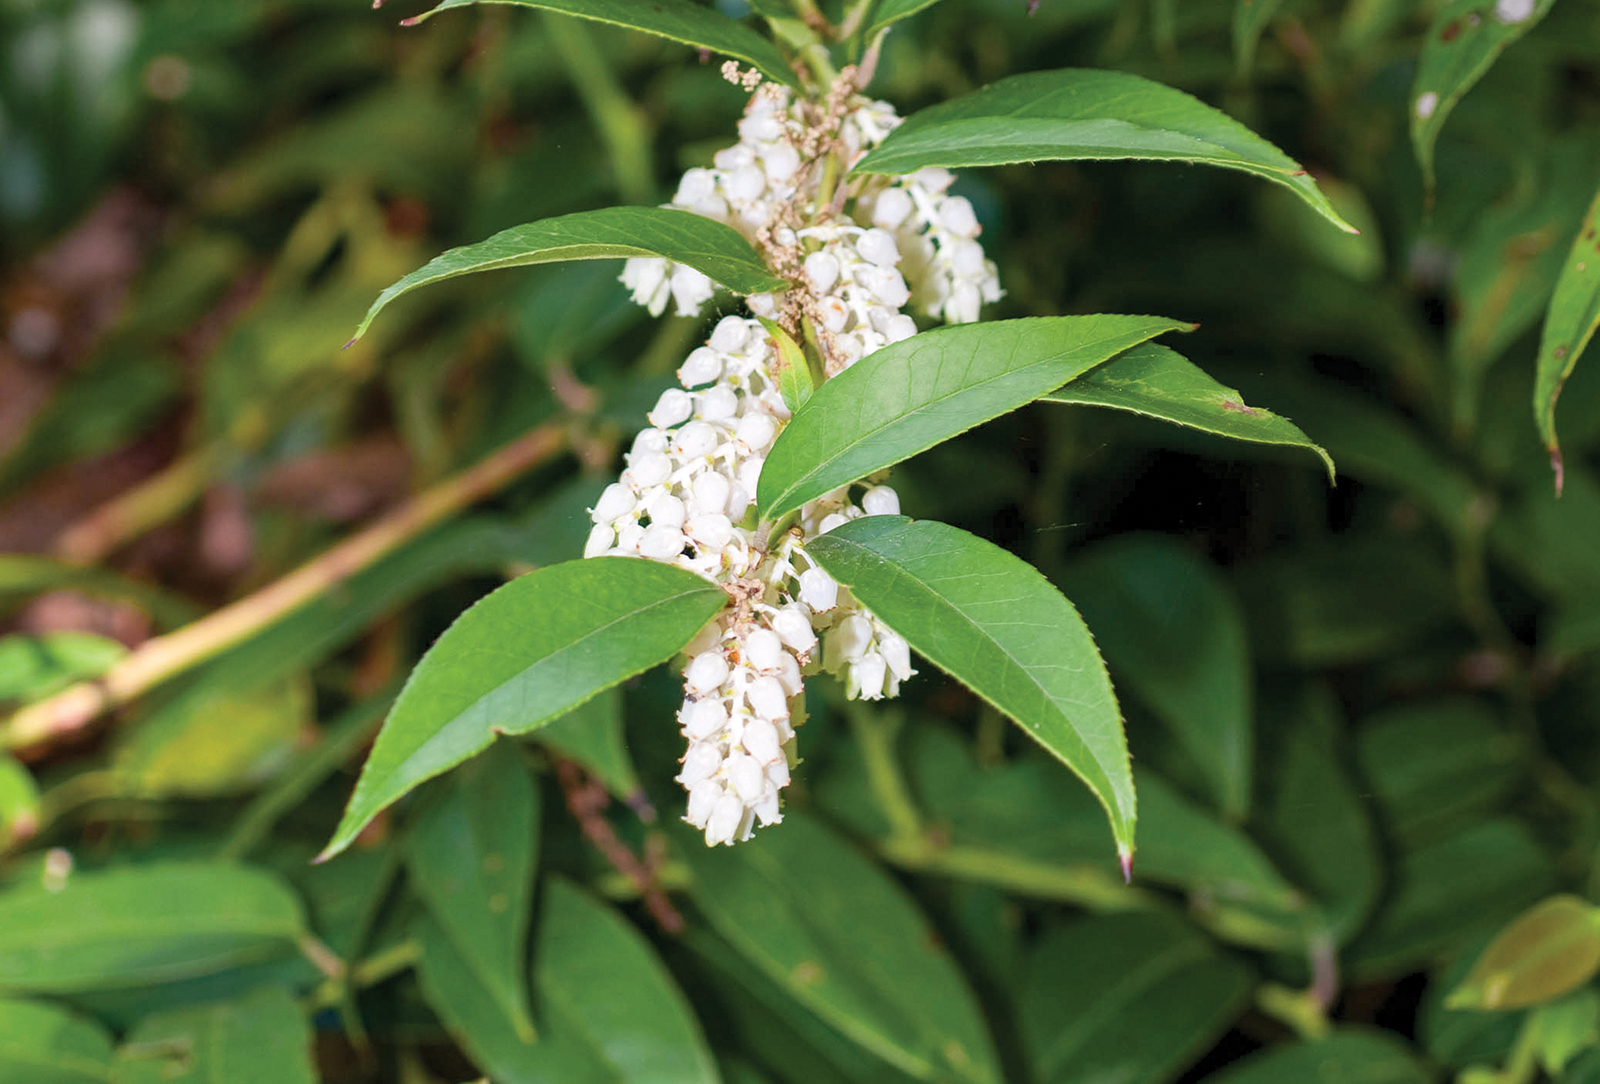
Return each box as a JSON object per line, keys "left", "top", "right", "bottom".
{"left": 1535, "top": 182, "right": 1600, "bottom": 484}
{"left": 0, "top": 998, "right": 115, "bottom": 1084}
{"left": 806, "top": 516, "right": 1135, "bottom": 861}
{"left": 321, "top": 558, "right": 725, "bottom": 860}
{"left": 1448, "top": 896, "right": 1600, "bottom": 1012}
{"left": 1041, "top": 344, "right": 1334, "bottom": 480}
{"left": 851, "top": 69, "right": 1355, "bottom": 233}
{"left": 399, "top": 0, "right": 798, "bottom": 86}
{"left": 352, "top": 207, "right": 789, "bottom": 342}
{"left": 758, "top": 315, "right": 1189, "bottom": 521}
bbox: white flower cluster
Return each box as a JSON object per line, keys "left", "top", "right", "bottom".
{"left": 592, "top": 73, "right": 1002, "bottom": 845}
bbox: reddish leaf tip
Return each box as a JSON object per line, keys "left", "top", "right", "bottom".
{"left": 1290, "top": 169, "right": 1309, "bottom": 177}
{"left": 1552, "top": 447, "right": 1566, "bottom": 497}
{"left": 342, "top": 336, "right": 358, "bottom": 351}
{"left": 399, "top": 15, "right": 422, "bottom": 26}
{"left": 1119, "top": 847, "right": 1134, "bottom": 884}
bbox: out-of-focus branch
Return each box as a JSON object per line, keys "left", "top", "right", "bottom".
{"left": 555, "top": 757, "right": 685, "bottom": 933}
{"left": 4, "top": 423, "right": 567, "bottom": 750}
{"left": 55, "top": 447, "right": 216, "bottom": 565}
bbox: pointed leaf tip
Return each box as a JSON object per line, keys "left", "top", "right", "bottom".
{"left": 1553, "top": 448, "right": 1565, "bottom": 497}
{"left": 1119, "top": 847, "right": 1134, "bottom": 884}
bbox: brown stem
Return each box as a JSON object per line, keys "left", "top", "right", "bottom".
{"left": 4, "top": 423, "right": 566, "bottom": 750}
{"left": 55, "top": 447, "right": 216, "bottom": 564}
{"left": 554, "top": 757, "right": 684, "bottom": 933}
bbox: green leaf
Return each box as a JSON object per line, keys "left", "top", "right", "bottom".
{"left": 1207, "top": 1031, "right": 1429, "bottom": 1084}
{"left": 1041, "top": 344, "right": 1334, "bottom": 481}
{"left": 759, "top": 317, "right": 814, "bottom": 414}
{"left": 351, "top": 207, "right": 790, "bottom": 342}
{"left": 415, "top": 879, "right": 718, "bottom": 1084}
{"left": 320, "top": 557, "right": 725, "bottom": 860}
{"left": 114, "top": 986, "right": 315, "bottom": 1084}
{"left": 398, "top": 0, "right": 798, "bottom": 87}
{"left": 1410, "top": 0, "right": 1556, "bottom": 189}
{"left": 1532, "top": 990, "right": 1600, "bottom": 1075}
{"left": 1535, "top": 182, "right": 1600, "bottom": 480}
{"left": 0, "top": 755, "right": 39, "bottom": 849}
{"left": 406, "top": 744, "right": 541, "bottom": 1042}
{"left": 865, "top": 0, "right": 949, "bottom": 37}
{"left": 0, "top": 998, "right": 115, "bottom": 1084}
{"left": 680, "top": 810, "right": 1001, "bottom": 1084}
{"left": 534, "top": 688, "right": 642, "bottom": 800}
{"left": 806, "top": 516, "right": 1136, "bottom": 862}
{"left": 0, "top": 863, "right": 304, "bottom": 994}
{"left": 1233, "top": 0, "right": 1290, "bottom": 76}
{"left": 1448, "top": 896, "right": 1600, "bottom": 1012}
{"left": 850, "top": 69, "right": 1355, "bottom": 234}
{"left": 758, "top": 315, "right": 1190, "bottom": 520}
{"left": 1060, "top": 533, "right": 1253, "bottom": 820}
{"left": 1019, "top": 911, "right": 1252, "bottom": 1084}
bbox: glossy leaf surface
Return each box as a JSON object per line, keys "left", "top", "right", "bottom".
{"left": 1041, "top": 343, "right": 1333, "bottom": 480}
{"left": 352, "top": 207, "right": 789, "bottom": 341}
{"left": 399, "top": 0, "right": 797, "bottom": 86}
{"left": 0, "top": 863, "right": 303, "bottom": 993}
{"left": 1535, "top": 183, "right": 1600, "bottom": 477}
{"left": 851, "top": 69, "right": 1355, "bottom": 232}
{"left": 807, "top": 516, "right": 1135, "bottom": 859}
{"left": 1448, "top": 895, "right": 1600, "bottom": 1011}
{"left": 1410, "top": 0, "right": 1555, "bottom": 186}
{"left": 759, "top": 315, "right": 1189, "bottom": 520}
{"left": 1060, "top": 533, "right": 1253, "bottom": 820}
{"left": 1019, "top": 911, "right": 1251, "bottom": 1084}
{"left": 114, "top": 986, "right": 315, "bottom": 1084}
{"left": 406, "top": 743, "right": 541, "bottom": 1040}
{"left": 0, "top": 999, "right": 115, "bottom": 1084}
{"left": 322, "top": 558, "right": 725, "bottom": 859}
{"left": 682, "top": 811, "right": 1002, "bottom": 1084}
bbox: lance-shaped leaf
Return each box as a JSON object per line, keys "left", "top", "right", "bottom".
{"left": 114, "top": 987, "right": 316, "bottom": 1084}
{"left": 397, "top": 0, "right": 797, "bottom": 86}
{"left": 320, "top": 558, "right": 725, "bottom": 861}
{"left": 1042, "top": 343, "right": 1334, "bottom": 480}
{"left": 1535, "top": 183, "right": 1600, "bottom": 490}
{"left": 0, "top": 998, "right": 116, "bottom": 1084}
{"left": 1448, "top": 895, "right": 1600, "bottom": 1012}
{"left": 850, "top": 69, "right": 1355, "bottom": 234}
{"left": 0, "top": 863, "right": 304, "bottom": 993}
{"left": 1410, "top": 0, "right": 1555, "bottom": 189}
{"left": 351, "top": 207, "right": 790, "bottom": 342}
{"left": 758, "top": 315, "right": 1190, "bottom": 521}
{"left": 865, "top": 0, "right": 950, "bottom": 36}
{"left": 406, "top": 745, "right": 541, "bottom": 1042}
{"left": 1233, "top": 0, "right": 1290, "bottom": 76}
{"left": 806, "top": 516, "right": 1135, "bottom": 862}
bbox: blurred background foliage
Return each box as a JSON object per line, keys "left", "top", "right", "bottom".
{"left": 2, "top": 0, "right": 1600, "bottom": 1081}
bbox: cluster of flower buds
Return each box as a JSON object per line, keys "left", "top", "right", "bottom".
{"left": 591, "top": 69, "right": 1002, "bottom": 845}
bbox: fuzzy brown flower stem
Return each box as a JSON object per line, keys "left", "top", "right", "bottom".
{"left": 3, "top": 422, "right": 567, "bottom": 750}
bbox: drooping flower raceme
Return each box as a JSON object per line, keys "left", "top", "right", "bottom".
{"left": 590, "top": 70, "right": 1000, "bottom": 846}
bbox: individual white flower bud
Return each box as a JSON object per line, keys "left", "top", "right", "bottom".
{"left": 746, "top": 292, "right": 779, "bottom": 319}
{"left": 622, "top": 257, "right": 671, "bottom": 315}
{"left": 714, "top": 143, "right": 755, "bottom": 170}
{"left": 817, "top": 295, "right": 850, "bottom": 333}
{"left": 690, "top": 472, "right": 731, "bottom": 515}
{"left": 912, "top": 166, "right": 956, "bottom": 193}
{"left": 752, "top": 789, "right": 782, "bottom": 827}
{"left": 774, "top": 652, "right": 802, "bottom": 696}
{"left": 673, "top": 420, "right": 719, "bottom": 459}
{"left": 710, "top": 315, "right": 751, "bottom": 353}
{"left": 615, "top": 522, "right": 645, "bottom": 553}
{"left": 850, "top": 653, "right": 889, "bottom": 700}
{"left": 648, "top": 492, "right": 687, "bottom": 530}
{"left": 698, "top": 384, "right": 739, "bottom": 421}
{"left": 678, "top": 347, "right": 723, "bottom": 388}
{"left": 739, "top": 111, "right": 785, "bottom": 143}
{"left": 819, "top": 512, "right": 849, "bottom": 534}
{"left": 799, "top": 567, "right": 839, "bottom": 611}
{"left": 677, "top": 742, "right": 721, "bottom": 788}
{"left": 686, "top": 651, "right": 730, "bottom": 695}
{"left": 634, "top": 431, "right": 670, "bottom": 460}
{"left": 676, "top": 168, "right": 717, "bottom": 204}
{"left": 593, "top": 482, "right": 635, "bottom": 524}
{"left": 747, "top": 676, "right": 790, "bottom": 721}
{"left": 684, "top": 696, "right": 729, "bottom": 740}
{"left": 950, "top": 238, "right": 988, "bottom": 278}
{"left": 726, "top": 753, "right": 765, "bottom": 803}
{"left": 804, "top": 251, "right": 840, "bottom": 293}
{"left": 640, "top": 524, "right": 686, "bottom": 560}
{"left": 727, "top": 165, "right": 766, "bottom": 203}
{"left": 686, "top": 513, "right": 734, "bottom": 551}
{"left": 765, "top": 758, "right": 791, "bottom": 789}
{"left": 670, "top": 265, "right": 715, "bottom": 316}
{"left": 772, "top": 606, "right": 816, "bottom": 654}
{"left": 726, "top": 481, "right": 753, "bottom": 521}
{"left": 947, "top": 280, "right": 983, "bottom": 324}
{"left": 862, "top": 485, "right": 900, "bottom": 516}
{"left": 939, "top": 196, "right": 980, "bottom": 237}
{"left": 879, "top": 632, "right": 914, "bottom": 680}
{"left": 625, "top": 452, "right": 672, "bottom": 489}
{"left": 584, "top": 524, "right": 615, "bottom": 558}
{"left": 859, "top": 264, "right": 911, "bottom": 307}
{"left": 884, "top": 314, "right": 917, "bottom": 343}
{"left": 872, "top": 187, "right": 914, "bottom": 229}
{"left": 736, "top": 413, "right": 777, "bottom": 452}
{"left": 762, "top": 142, "right": 800, "bottom": 181}
{"left": 706, "top": 793, "right": 745, "bottom": 845}
{"left": 741, "top": 716, "right": 782, "bottom": 764}
{"left": 857, "top": 228, "right": 900, "bottom": 267}
{"left": 743, "top": 628, "right": 785, "bottom": 671}
{"left": 685, "top": 779, "right": 722, "bottom": 827}
{"left": 684, "top": 620, "right": 722, "bottom": 657}
{"left": 737, "top": 455, "right": 764, "bottom": 494}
